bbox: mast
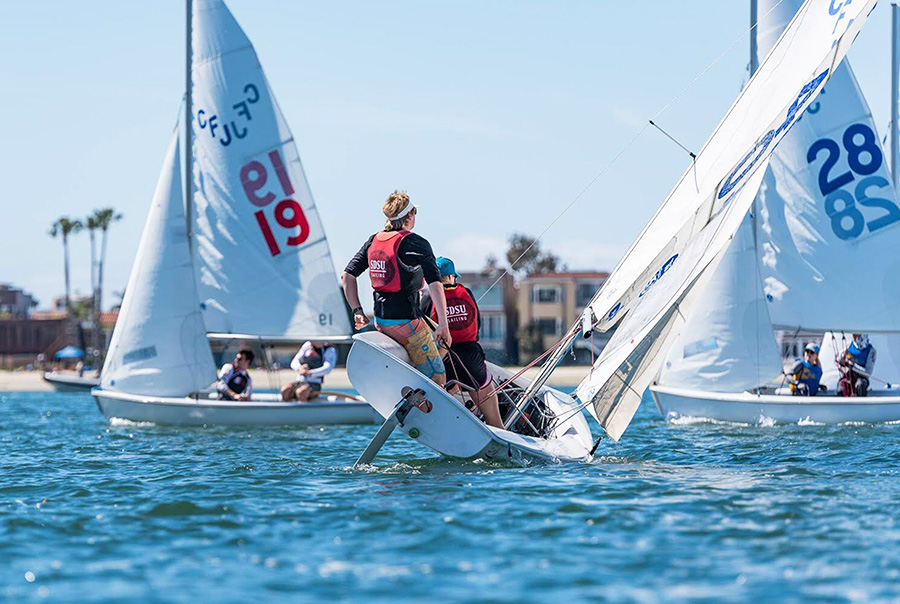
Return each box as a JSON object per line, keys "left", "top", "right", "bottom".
{"left": 185, "top": 0, "right": 193, "bottom": 245}
{"left": 892, "top": 3, "right": 900, "bottom": 188}
{"left": 750, "top": 0, "right": 759, "bottom": 76}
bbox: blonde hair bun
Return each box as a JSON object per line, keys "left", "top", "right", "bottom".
{"left": 383, "top": 190, "right": 413, "bottom": 230}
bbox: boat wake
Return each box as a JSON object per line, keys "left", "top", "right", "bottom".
{"left": 108, "top": 417, "right": 157, "bottom": 428}
{"left": 666, "top": 414, "right": 750, "bottom": 427}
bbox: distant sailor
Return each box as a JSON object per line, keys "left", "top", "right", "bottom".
{"left": 421, "top": 257, "right": 503, "bottom": 427}
{"left": 787, "top": 343, "right": 825, "bottom": 397}
{"left": 281, "top": 341, "right": 337, "bottom": 402}
{"left": 341, "top": 190, "right": 451, "bottom": 386}
{"left": 839, "top": 333, "right": 877, "bottom": 397}
{"left": 218, "top": 349, "right": 254, "bottom": 401}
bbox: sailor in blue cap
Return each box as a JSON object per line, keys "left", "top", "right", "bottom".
{"left": 787, "top": 342, "right": 825, "bottom": 396}
{"left": 420, "top": 256, "right": 503, "bottom": 427}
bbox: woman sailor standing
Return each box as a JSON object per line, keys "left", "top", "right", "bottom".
{"left": 341, "top": 191, "right": 451, "bottom": 386}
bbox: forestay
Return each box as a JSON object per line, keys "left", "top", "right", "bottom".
{"left": 575, "top": 0, "right": 876, "bottom": 440}
{"left": 191, "top": 0, "right": 351, "bottom": 340}
{"left": 101, "top": 133, "right": 217, "bottom": 397}
{"left": 755, "top": 0, "right": 900, "bottom": 333}
{"left": 586, "top": 0, "right": 876, "bottom": 333}
{"left": 656, "top": 214, "right": 783, "bottom": 392}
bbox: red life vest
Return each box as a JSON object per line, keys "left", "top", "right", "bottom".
{"left": 432, "top": 284, "right": 479, "bottom": 343}
{"left": 367, "top": 231, "right": 411, "bottom": 293}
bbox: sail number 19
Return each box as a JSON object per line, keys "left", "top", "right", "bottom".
{"left": 240, "top": 149, "right": 310, "bottom": 256}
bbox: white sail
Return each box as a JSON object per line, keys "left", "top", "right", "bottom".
{"left": 755, "top": 0, "right": 900, "bottom": 332}
{"left": 101, "top": 133, "right": 217, "bottom": 396}
{"left": 191, "top": 0, "right": 351, "bottom": 340}
{"left": 575, "top": 0, "right": 876, "bottom": 440}
{"left": 579, "top": 167, "right": 766, "bottom": 440}
{"left": 586, "top": 0, "right": 875, "bottom": 333}
{"left": 657, "top": 214, "right": 783, "bottom": 392}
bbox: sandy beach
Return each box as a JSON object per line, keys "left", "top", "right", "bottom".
{"left": 3, "top": 366, "right": 590, "bottom": 392}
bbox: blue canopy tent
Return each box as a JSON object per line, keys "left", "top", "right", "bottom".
{"left": 54, "top": 345, "right": 84, "bottom": 360}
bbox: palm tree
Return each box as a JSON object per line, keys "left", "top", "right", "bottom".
{"left": 93, "top": 208, "right": 123, "bottom": 317}
{"left": 86, "top": 214, "right": 101, "bottom": 353}
{"left": 49, "top": 217, "right": 84, "bottom": 313}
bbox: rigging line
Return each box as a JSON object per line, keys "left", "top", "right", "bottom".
{"left": 476, "top": 0, "right": 786, "bottom": 305}
{"left": 552, "top": 370, "right": 644, "bottom": 428}
{"left": 476, "top": 122, "right": 650, "bottom": 303}
{"left": 751, "top": 209, "right": 763, "bottom": 397}
{"left": 648, "top": 120, "right": 696, "bottom": 159}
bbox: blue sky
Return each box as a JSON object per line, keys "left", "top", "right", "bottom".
{"left": 1, "top": 1, "right": 896, "bottom": 309}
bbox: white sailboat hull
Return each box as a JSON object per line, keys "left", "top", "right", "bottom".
{"left": 650, "top": 384, "right": 900, "bottom": 425}
{"left": 92, "top": 389, "right": 379, "bottom": 427}
{"left": 44, "top": 372, "right": 100, "bottom": 392}
{"left": 347, "top": 333, "right": 593, "bottom": 464}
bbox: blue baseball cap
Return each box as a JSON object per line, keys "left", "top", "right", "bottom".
{"left": 805, "top": 342, "right": 820, "bottom": 354}
{"left": 436, "top": 257, "right": 459, "bottom": 278}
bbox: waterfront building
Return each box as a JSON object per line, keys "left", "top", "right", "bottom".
{"left": 0, "top": 284, "right": 38, "bottom": 318}
{"left": 458, "top": 269, "right": 518, "bottom": 365}
{"left": 0, "top": 284, "right": 80, "bottom": 368}
{"left": 517, "top": 271, "right": 611, "bottom": 364}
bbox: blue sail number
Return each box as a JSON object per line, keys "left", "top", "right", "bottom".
{"left": 806, "top": 123, "right": 900, "bottom": 239}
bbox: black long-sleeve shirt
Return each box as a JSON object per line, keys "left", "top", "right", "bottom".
{"left": 345, "top": 232, "right": 441, "bottom": 320}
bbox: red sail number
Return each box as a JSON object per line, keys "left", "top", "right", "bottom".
{"left": 239, "top": 150, "right": 308, "bottom": 256}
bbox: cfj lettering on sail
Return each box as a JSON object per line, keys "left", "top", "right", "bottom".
{"left": 196, "top": 82, "right": 261, "bottom": 147}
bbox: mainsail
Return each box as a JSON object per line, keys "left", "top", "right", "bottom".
{"left": 191, "top": 0, "right": 351, "bottom": 340}
{"left": 755, "top": 0, "right": 900, "bottom": 332}
{"left": 661, "top": 0, "right": 900, "bottom": 396}
{"left": 575, "top": 0, "right": 876, "bottom": 440}
{"left": 101, "top": 133, "right": 217, "bottom": 396}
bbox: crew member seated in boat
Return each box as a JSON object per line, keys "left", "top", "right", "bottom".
{"left": 341, "top": 190, "right": 451, "bottom": 386}
{"left": 218, "top": 349, "right": 254, "bottom": 401}
{"left": 839, "top": 333, "right": 877, "bottom": 397}
{"left": 420, "top": 257, "right": 503, "bottom": 428}
{"left": 787, "top": 343, "right": 825, "bottom": 396}
{"left": 281, "top": 341, "right": 337, "bottom": 402}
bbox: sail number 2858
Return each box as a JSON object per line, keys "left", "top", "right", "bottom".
{"left": 806, "top": 123, "right": 900, "bottom": 240}
{"left": 240, "top": 149, "right": 310, "bottom": 256}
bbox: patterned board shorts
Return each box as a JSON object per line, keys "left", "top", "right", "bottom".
{"left": 375, "top": 318, "right": 446, "bottom": 378}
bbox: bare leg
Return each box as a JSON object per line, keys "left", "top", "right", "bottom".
{"left": 475, "top": 386, "right": 503, "bottom": 428}
{"left": 296, "top": 384, "right": 311, "bottom": 402}
{"left": 280, "top": 383, "right": 295, "bottom": 401}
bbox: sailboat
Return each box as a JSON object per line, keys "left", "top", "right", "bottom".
{"left": 92, "top": 0, "right": 378, "bottom": 427}
{"left": 43, "top": 373, "right": 99, "bottom": 393}
{"left": 348, "top": 0, "right": 876, "bottom": 463}
{"left": 650, "top": 0, "right": 900, "bottom": 425}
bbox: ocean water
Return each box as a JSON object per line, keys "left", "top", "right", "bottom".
{"left": 3, "top": 391, "right": 900, "bottom": 602}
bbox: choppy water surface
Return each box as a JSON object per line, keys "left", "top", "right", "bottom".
{"left": 3, "top": 391, "right": 900, "bottom": 602}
